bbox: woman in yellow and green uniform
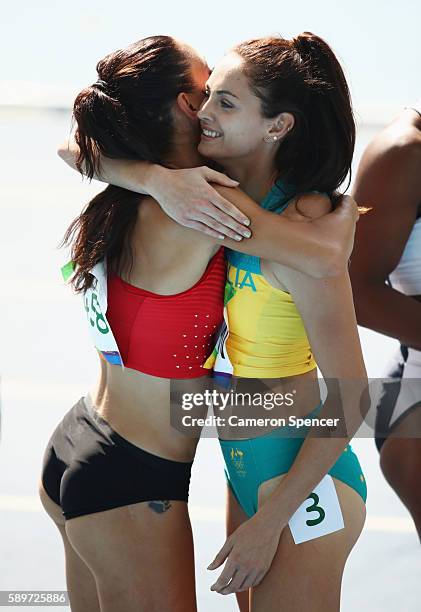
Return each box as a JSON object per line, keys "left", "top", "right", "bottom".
{"left": 206, "top": 179, "right": 366, "bottom": 517}
{"left": 199, "top": 33, "right": 368, "bottom": 611}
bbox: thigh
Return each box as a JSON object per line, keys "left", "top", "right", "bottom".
{"left": 226, "top": 484, "right": 250, "bottom": 612}
{"left": 251, "top": 475, "right": 366, "bottom": 612}
{"left": 65, "top": 499, "right": 197, "bottom": 612}
{"left": 380, "top": 405, "right": 421, "bottom": 485}
{"left": 380, "top": 408, "right": 421, "bottom": 537}
{"left": 39, "top": 483, "right": 101, "bottom": 612}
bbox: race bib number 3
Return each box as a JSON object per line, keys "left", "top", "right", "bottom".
{"left": 288, "top": 475, "right": 344, "bottom": 544}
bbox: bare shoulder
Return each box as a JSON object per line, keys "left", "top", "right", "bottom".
{"left": 137, "top": 195, "right": 189, "bottom": 238}
{"left": 353, "top": 117, "right": 421, "bottom": 212}
{"left": 362, "top": 119, "right": 421, "bottom": 170}
{"left": 388, "top": 111, "right": 421, "bottom": 151}
{"left": 262, "top": 193, "right": 332, "bottom": 290}
{"left": 136, "top": 194, "right": 167, "bottom": 222}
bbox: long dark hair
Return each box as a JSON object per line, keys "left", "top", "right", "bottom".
{"left": 63, "top": 35, "right": 195, "bottom": 291}
{"left": 234, "top": 32, "right": 355, "bottom": 201}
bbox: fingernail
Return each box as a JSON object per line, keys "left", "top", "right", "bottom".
{"left": 218, "top": 235, "right": 225, "bottom": 240}
{"left": 242, "top": 230, "right": 251, "bottom": 238}
{"left": 234, "top": 235, "right": 243, "bottom": 241}
{"left": 242, "top": 219, "right": 251, "bottom": 226}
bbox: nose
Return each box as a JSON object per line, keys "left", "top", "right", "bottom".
{"left": 197, "top": 97, "right": 213, "bottom": 123}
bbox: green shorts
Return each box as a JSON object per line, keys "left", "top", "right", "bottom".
{"left": 219, "top": 403, "right": 367, "bottom": 518}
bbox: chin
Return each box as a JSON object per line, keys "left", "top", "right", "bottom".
{"left": 198, "top": 140, "right": 222, "bottom": 159}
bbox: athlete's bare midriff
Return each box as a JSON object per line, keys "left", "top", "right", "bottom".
{"left": 90, "top": 196, "right": 218, "bottom": 463}
{"left": 217, "top": 367, "right": 322, "bottom": 440}
{"left": 90, "top": 357, "right": 207, "bottom": 462}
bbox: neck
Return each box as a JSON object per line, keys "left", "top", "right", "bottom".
{"left": 222, "top": 149, "right": 279, "bottom": 202}
{"left": 165, "top": 130, "right": 204, "bottom": 169}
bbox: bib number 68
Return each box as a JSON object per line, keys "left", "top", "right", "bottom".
{"left": 85, "top": 292, "right": 109, "bottom": 335}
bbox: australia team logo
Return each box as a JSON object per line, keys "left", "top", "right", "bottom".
{"left": 230, "top": 447, "right": 246, "bottom": 477}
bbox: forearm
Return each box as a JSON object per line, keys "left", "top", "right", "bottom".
{"left": 222, "top": 206, "right": 344, "bottom": 279}
{"left": 92, "top": 158, "right": 157, "bottom": 194}
{"left": 58, "top": 138, "right": 156, "bottom": 194}
{"left": 354, "top": 282, "right": 421, "bottom": 350}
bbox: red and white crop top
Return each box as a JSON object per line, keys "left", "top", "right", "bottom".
{"left": 106, "top": 247, "right": 226, "bottom": 378}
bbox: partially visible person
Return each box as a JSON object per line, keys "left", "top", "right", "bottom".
{"left": 350, "top": 102, "right": 421, "bottom": 539}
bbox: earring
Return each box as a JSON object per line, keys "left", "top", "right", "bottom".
{"left": 264, "top": 135, "right": 278, "bottom": 143}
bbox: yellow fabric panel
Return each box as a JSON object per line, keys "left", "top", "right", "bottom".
{"left": 226, "top": 263, "right": 316, "bottom": 378}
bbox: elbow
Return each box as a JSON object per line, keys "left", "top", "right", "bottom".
{"left": 57, "top": 140, "right": 79, "bottom": 172}
{"left": 57, "top": 141, "right": 68, "bottom": 160}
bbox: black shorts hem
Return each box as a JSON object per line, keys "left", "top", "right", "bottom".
{"left": 64, "top": 495, "right": 190, "bottom": 520}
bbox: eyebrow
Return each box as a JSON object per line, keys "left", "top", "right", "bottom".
{"left": 216, "top": 90, "right": 239, "bottom": 99}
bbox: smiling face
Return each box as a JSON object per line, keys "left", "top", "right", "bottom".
{"left": 197, "top": 52, "right": 277, "bottom": 164}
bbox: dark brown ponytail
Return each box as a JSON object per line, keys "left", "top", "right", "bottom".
{"left": 64, "top": 35, "right": 195, "bottom": 292}
{"left": 234, "top": 32, "right": 355, "bottom": 201}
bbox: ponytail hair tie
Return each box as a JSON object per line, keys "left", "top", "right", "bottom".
{"left": 92, "top": 79, "right": 108, "bottom": 92}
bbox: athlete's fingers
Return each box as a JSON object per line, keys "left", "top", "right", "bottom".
{"left": 206, "top": 191, "right": 250, "bottom": 227}
{"left": 208, "top": 538, "right": 233, "bottom": 571}
{"left": 220, "top": 569, "right": 248, "bottom": 595}
{"left": 237, "top": 569, "right": 263, "bottom": 591}
{"left": 210, "top": 560, "right": 237, "bottom": 592}
{"left": 201, "top": 166, "right": 239, "bottom": 188}
{"left": 204, "top": 199, "right": 252, "bottom": 237}
{"left": 252, "top": 570, "right": 268, "bottom": 588}
{"left": 200, "top": 170, "right": 250, "bottom": 227}
{"left": 191, "top": 210, "right": 248, "bottom": 241}
{"left": 184, "top": 220, "right": 226, "bottom": 240}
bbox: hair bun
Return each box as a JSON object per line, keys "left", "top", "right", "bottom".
{"left": 293, "top": 32, "right": 320, "bottom": 60}
{"left": 292, "top": 32, "right": 332, "bottom": 90}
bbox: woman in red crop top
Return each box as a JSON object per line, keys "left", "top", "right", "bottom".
{"left": 40, "top": 36, "right": 359, "bottom": 611}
